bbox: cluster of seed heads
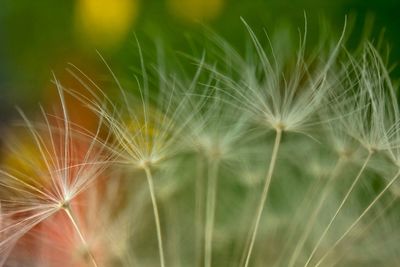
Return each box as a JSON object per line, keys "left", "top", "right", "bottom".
{"left": 1, "top": 20, "right": 400, "bottom": 267}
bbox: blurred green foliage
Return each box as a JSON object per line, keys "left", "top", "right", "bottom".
{"left": 0, "top": 0, "right": 400, "bottom": 119}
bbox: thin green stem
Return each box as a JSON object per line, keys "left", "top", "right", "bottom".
{"left": 144, "top": 166, "right": 166, "bottom": 267}
{"left": 313, "top": 168, "right": 400, "bottom": 267}
{"left": 304, "top": 151, "right": 373, "bottom": 267}
{"left": 327, "top": 197, "right": 397, "bottom": 267}
{"left": 63, "top": 205, "right": 98, "bottom": 267}
{"left": 287, "top": 157, "right": 345, "bottom": 267}
{"left": 273, "top": 178, "right": 322, "bottom": 267}
{"left": 239, "top": 182, "right": 267, "bottom": 267}
{"left": 204, "top": 158, "right": 220, "bottom": 267}
{"left": 195, "top": 155, "right": 205, "bottom": 267}
{"left": 243, "top": 129, "right": 282, "bottom": 267}
{"left": 167, "top": 196, "right": 182, "bottom": 267}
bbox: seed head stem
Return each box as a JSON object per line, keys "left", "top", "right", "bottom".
{"left": 63, "top": 205, "right": 99, "bottom": 267}
{"left": 195, "top": 155, "right": 205, "bottom": 267}
{"left": 204, "top": 158, "right": 220, "bottom": 267}
{"left": 288, "top": 156, "right": 345, "bottom": 267}
{"left": 144, "top": 166, "right": 166, "bottom": 267}
{"left": 304, "top": 151, "right": 373, "bottom": 267}
{"left": 243, "top": 128, "right": 282, "bottom": 267}
{"left": 313, "top": 168, "right": 400, "bottom": 267}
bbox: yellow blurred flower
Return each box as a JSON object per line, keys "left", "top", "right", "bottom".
{"left": 167, "top": 0, "right": 225, "bottom": 23}
{"left": 75, "top": 0, "right": 138, "bottom": 48}
{"left": 2, "top": 132, "right": 48, "bottom": 188}
{"left": 119, "top": 104, "right": 173, "bottom": 165}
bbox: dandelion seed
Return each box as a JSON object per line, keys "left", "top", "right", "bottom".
{"left": 209, "top": 18, "right": 348, "bottom": 267}
{"left": 304, "top": 43, "right": 400, "bottom": 267}
{"left": 64, "top": 43, "right": 211, "bottom": 267}
{"left": 182, "top": 79, "right": 249, "bottom": 267}
{"left": 0, "top": 77, "right": 112, "bottom": 267}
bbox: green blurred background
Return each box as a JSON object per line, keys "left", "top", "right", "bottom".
{"left": 1, "top": 0, "right": 400, "bottom": 125}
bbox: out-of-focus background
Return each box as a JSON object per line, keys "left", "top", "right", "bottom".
{"left": 1, "top": 0, "right": 399, "bottom": 125}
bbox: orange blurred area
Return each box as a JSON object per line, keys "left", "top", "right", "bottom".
{"left": 1, "top": 116, "right": 120, "bottom": 266}
{"left": 1, "top": 107, "right": 102, "bottom": 197}
{"left": 7, "top": 181, "right": 111, "bottom": 267}
{"left": 44, "top": 75, "right": 100, "bottom": 135}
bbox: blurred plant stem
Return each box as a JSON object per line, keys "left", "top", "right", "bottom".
{"left": 313, "top": 168, "right": 400, "bottom": 267}
{"left": 204, "top": 158, "right": 220, "bottom": 267}
{"left": 243, "top": 128, "right": 282, "bottom": 267}
{"left": 303, "top": 150, "right": 373, "bottom": 267}
{"left": 144, "top": 166, "right": 166, "bottom": 267}
{"left": 195, "top": 155, "right": 205, "bottom": 267}
{"left": 287, "top": 157, "right": 346, "bottom": 267}
{"left": 64, "top": 205, "right": 99, "bottom": 267}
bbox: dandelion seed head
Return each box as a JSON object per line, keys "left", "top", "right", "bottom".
{"left": 329, "top": 44, "right": 399, "bottom": 156}
{"left": 3, "top": 17, "right": 400, "bottom": 267}
{"left": 206, "top": 18, "right": 347, "bottom": 137}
